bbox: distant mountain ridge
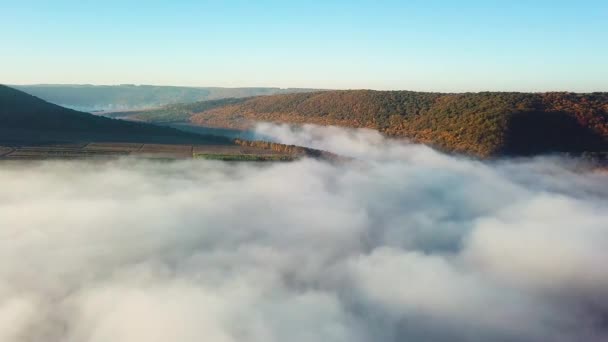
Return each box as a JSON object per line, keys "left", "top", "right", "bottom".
{"left": 12, "top": 84, "right": 321, "bottom": 112}
{"left": 123, "top": 90, "right": 608, "bottom": 157}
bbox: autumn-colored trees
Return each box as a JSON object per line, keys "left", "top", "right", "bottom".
{"left": 129, "top": 90, "right": 608, "bottom": 157}
{"left": 233, "top": 139, "right": 340, "bottom": 160}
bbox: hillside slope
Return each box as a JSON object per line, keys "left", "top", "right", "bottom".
{"left": 13, "top": 84, "right": 320, "bottom": 112}
{"left": 107, "top": 97, "right": 251, "bottom": 123}
{"left": 176, "top": 90, "right": 608, "bottom": 157}
{"left": 0, "top": 85, "right": 229, "bottom": 144}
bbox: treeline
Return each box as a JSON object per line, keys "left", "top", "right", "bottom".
{"left": 233, "top": 139, "right": 340, "bottom": 161}
{"left": 188, "top": 91, "right": 608, "bottom": 157}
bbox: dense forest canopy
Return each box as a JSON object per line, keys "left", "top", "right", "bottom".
{"left": 125, "top": 90, "right": 608, "bottom": 157}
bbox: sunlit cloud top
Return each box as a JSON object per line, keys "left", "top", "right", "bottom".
{"left": 1, "top": 124, "right": 608, "bottom": 341}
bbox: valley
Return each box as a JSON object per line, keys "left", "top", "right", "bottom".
{"left": 0, "top": 85, "right": 329, "bottom": 162}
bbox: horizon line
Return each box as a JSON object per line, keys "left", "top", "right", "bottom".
{"left": 5, "top": 83, "right": 608, "bottom": 94}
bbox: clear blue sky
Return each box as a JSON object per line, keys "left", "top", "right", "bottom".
{"left": 2, "top": 0, "right": 607, "bottom": 91}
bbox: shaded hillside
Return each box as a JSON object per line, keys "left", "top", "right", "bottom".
{"left": 13, "top": 84, "right": 320, "bottom": 112}
{"left": 174, "top": 90, "right": 608, "bottom": 157}
{"left": 0, "top": 85, "right": 230, "bottom": 144}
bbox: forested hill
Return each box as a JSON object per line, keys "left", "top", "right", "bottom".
{"left": 179, "top": 90, "right": 608, "bottom": 157}
{"left": 0, "top": 85, "right": 229, "bottom": 144}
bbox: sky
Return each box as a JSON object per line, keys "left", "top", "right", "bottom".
{"left": 1, "top": 0, "right": 607, "bottom": 91}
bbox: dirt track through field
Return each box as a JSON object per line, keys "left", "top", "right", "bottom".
{"left": 0, "top": 146, "right": 15, "bottom": 157}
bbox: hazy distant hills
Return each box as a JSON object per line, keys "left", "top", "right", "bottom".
{"left": 123, "top": 90, "right": 608, "bottom": 157}
{"left": 12, "top": 84, "right": 321, "bottom": 112}
{"left": 106, "top": 97, "right": 251, "bottom": 123}
{"left": 0, "top": 85, "right": 228, "bottom": 144}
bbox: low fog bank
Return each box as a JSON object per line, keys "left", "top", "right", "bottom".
{"left": 1, "top": 124, "right": 608, "bottom": 342}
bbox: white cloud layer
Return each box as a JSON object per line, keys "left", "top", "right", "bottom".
{"left": 1, "top": 123, "right": 607, "bottom": 342}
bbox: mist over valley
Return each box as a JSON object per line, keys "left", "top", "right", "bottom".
{"left": 2, "top": 125, "right": 608, "bottom": 341}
